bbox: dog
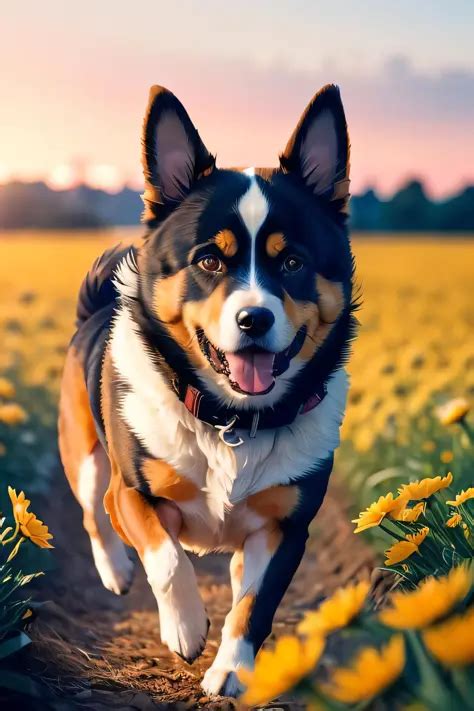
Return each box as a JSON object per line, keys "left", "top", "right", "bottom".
{"left": 58, "top": 83, "right": 356, "bottom": 697}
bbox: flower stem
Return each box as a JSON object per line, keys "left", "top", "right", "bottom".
{"left": 451, "top": 668, "right": 474, "bottom": 708}
{"left": 1, "top": 521, "right": 19, "bottom": 545}
{"left": 459, "top": 419, "right": 473, "bottom": 445}
{"left": 380, "top": 522, "right": 405, "bottom": 542}
{"left": 405, "top": 631, "right": 462, "bottom": 711}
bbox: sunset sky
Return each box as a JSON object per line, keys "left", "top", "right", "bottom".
{"left": 1, "top": 1, "right": 473, "bottom": 196}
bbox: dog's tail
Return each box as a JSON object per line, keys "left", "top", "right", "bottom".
{"left": 76, "top": 243, "right": 137, "bottom": 327}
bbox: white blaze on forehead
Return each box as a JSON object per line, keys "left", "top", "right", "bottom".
{"left": 237, "top": 174, "right": 269, "bottom": 287}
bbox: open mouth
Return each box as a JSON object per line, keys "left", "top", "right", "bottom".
{"left": 197, "top": 327, "right": 307, "bottom": 396}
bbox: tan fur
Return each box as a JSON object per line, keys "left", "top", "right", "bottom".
{"left": 153, "top": 270, "right": 186, "bottom": 324}
{"left": 214, "top": 229, "right": 238, "bottom": 257}
{"left": 283, "top": 276, "right": 344, "bottom": 361}
{"left": 183, "top": 283, "right": 227, "bottom": 346}
{"left": 316, "top": 275, "right": 344, "bottom": 324}
{"left": 266, "top": 232, "right": 286, "bottom": 258}
{"left": 112, "top": 478, "right": 168, "bottom": 556}
{"left": 142, "top": 458, "right": 199, "bottom": 501}
{"left": 58, "top": 347, "right": 97, "bottom": 491}
{"left": 247, "top": 485, "right": 299, "bottom": 520}
{"left": 153, "top": 275, "right": 228, "bottom": 372}
{"left": 226, "top": 593, "right": 256, "bottom": 638}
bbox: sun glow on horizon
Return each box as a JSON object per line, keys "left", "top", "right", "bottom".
{"left": 46, "top": 163, "right": 129, "bottom": 193}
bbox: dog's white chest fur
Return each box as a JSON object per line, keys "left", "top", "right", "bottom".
{"left": 111, "top": 306, "right": 348, "bottom": 547}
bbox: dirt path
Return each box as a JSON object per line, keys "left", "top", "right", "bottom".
{"left": 17, "top": 467, "right": 376, "bottom": 710}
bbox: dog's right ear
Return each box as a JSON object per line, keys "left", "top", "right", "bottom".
{"left": 141, "top": 86, "right": 215, "bottom": 225}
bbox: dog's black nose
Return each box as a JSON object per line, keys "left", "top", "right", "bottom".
{"left": 236, "top": 307, "right": 275, "bottom": 337}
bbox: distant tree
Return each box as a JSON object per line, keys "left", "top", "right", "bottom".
{"left": 380, "top": 179, "right": 434, "bottom": 231}
{"left": 0, "top": 178, "right": 472, "bottom": 233}
{"left": 350, "top": 189, "right": 382, "bottom": 230}
{"left": 435, "top": 186, "right": 474, "bottom": 231}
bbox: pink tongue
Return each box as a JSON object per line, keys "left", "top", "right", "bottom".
{"left": 226, "top": 351, "right": 275, "bottom": 394}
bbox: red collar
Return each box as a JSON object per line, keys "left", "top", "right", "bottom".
{"left": 176, "top": 381, "right": 327, "bottom": 447}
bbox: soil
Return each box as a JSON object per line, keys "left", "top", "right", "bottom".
{"left": 7, "top": 466, "right": 377, "bottom": 710}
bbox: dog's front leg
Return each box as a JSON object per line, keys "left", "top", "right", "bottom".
{"left": 201, "top": 519, "right": 309, "bottom": 697}
{"left": 108, "top": 478, "right": 209, "bottom": 662}
{"left": 202, "top": 463, "right": 332, "bottom": 698}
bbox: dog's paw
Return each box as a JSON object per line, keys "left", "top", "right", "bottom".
{"left": 201, "top": 667, "right": 244, "bottom": 698}
{"left": 91, "top": 537, "right": 135, "bottom": 595}
{"left": 159, "top": 592, "right": 209, "bottom": 663}
{"left": 201, "top": 637, "right": 254, "bottom": 697}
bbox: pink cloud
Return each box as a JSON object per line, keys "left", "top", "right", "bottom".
{"left": 1, "top": 45, "right": 472, "bottom": 197}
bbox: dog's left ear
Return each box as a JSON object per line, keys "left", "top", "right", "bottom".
{"left": 141, "top": 85, "right": 215, "bottom": 224}
{"left": 279, "top": 84, "right": 350, "bottom": 214}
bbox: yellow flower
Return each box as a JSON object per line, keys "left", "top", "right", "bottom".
{"left": 446, "top": 512, "right": 462, "bottom": 528}
{"left": 390, "top": 501, "right": 425, "bottom": 523}
{"left": 298, "top": 580, "right": 370, "bottom": 637}
{"left": 398, "top": 473, "right": 453, "bottom": 502}
{"left": 440, "top": 450, "right": 454, "bottom": 464}
{"left": 407, "top": 527, "right": 430, "bottom": 546}
{"left": 446, "top": 488, "right": 474, "bottom": 507}
{"left": 423, "top": 606, "right": 474, "bottom": 666}
{"left": 238, "top": 635, "right": 324, "bottom": 706}
{"left": 322, "top": 635, "right": 405, "bottom": 703}
{"left": 384, "top": 527, "right": 429, "bottom": 566}
{"left": 7, "top": 486, "right": 54, "bottom": 549}
{"left": 421, "top": 440, "right": 436, "bottom": 453}
{"left": 379, "top": 567, "right": 471, "bottom": 629}
{"left": 20, "top": 513, "right": 54, "bottom": 548}
{"left": 8, "top": 487, "right": 31, "bottom": 524}
{"left": 437, "top": 397, "right": 470, "bottom": 425}
{"left": 0, "top": 403, "right": 27, "bottom": 426}
{"left": 352, "top": 493, "right": 406, "bottom": 533}
{"left": 0, "top": 377, "right": 15, "bottom": 400}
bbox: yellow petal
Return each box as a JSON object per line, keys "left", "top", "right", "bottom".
{"left": 385, "top": 541, "right": 418, "bottom": 565}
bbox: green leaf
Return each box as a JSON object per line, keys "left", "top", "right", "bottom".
{"left": 0, "top": 631, "right": 31, "bottom": 659}
{"left": 0, "top": 669, "right": 43, "bottom": 698}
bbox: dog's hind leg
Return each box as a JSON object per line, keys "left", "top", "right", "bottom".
{"left": 58, "top": 347, "right": 134, "bottom": 595}
{"left": 105, "top": 474, "right": 209, "bottom": 663}
{"left": 77, "top": 442, "right": 135, "bottom": 594}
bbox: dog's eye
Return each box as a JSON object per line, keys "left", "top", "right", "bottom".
{"left": 198, "top": 255, "right": 223, "bottom": 273}
{"left": 283, "top": 255, "right": 304, "bottom": 273}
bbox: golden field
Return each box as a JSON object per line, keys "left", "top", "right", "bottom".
{"left": 0, "top": 231, "right": 473, "bottom": 506}
{"left": 1, "top": 231, "right": 473, "bottom": 709}
{"left": 0, "top": 231, "right": 472, "bottom": 409}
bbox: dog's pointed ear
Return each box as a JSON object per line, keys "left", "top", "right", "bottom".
{"left": 279, "top": 84, "right": 350, "bottom": 214}
{"left": 141, "top": 85, "right": 215, "bottom": 224}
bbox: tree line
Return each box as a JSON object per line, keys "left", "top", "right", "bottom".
{"left": 0, "top": 179, "right": 472, "bottom": 232}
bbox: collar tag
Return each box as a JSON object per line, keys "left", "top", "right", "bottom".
{"left": 215, "top": 415, "right": 244, "bottom": 448}
{"left": 249, "top": 412, "right": 260, "bottom": 439}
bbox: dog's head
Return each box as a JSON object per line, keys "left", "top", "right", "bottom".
{"left": 132, "top": 85, "right": 355, "bottom": 409}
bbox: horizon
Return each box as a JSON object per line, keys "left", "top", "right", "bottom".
{"left": 1, "top": 2, "right": 473, "bottom": 198}
{"left": 1, "top": 174, "right": 472, "bottom": 202}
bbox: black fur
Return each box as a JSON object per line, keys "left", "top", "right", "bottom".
{"left": 76, "top": 244, "right": 133, "bottom": 327}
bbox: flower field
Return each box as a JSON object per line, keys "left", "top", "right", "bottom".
{"left": 0, "top": 232, "right": 472, "bottom": 502}
{"left": 0, "top": 230, "right": 473, "bottom": 708}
